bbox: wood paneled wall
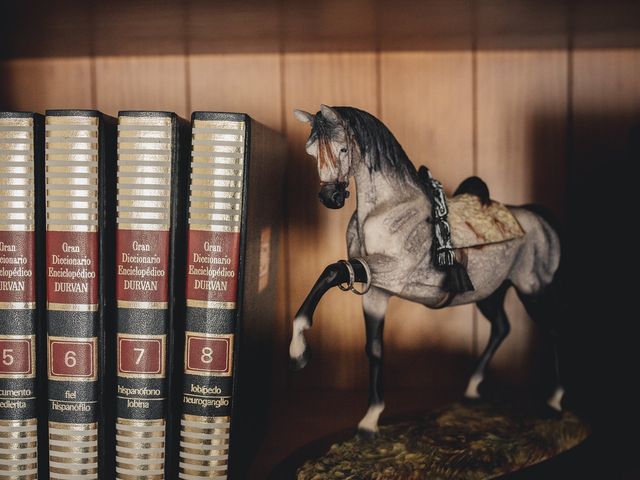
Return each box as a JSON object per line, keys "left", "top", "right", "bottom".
{"left": 1, "top": 47, "right": 638, "bottom": 393}
{"left": 476, "top": 50, "right": 568, "bottom": 384}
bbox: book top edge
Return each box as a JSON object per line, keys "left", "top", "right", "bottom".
{"left": 118, "top": 111, "right": 177, "bottom": 119}
{"left": 192, "top": 112, "right": 249, "bottom": 122}
{"left": 0, "top": 111, "right": 42, "bottom": 119}
{"left": 45, "top": 109, "right": 102, "bottom": 117}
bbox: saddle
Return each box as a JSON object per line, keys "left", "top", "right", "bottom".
{"left": 448, "top": 193, "right": 525, "bottom": 249}
{"left": 418, "top": 169, "right": 525, "bottom": 294}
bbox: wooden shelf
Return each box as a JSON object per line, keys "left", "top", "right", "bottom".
{"left": 2, "top": 0, "right": 640, "bottom": 59}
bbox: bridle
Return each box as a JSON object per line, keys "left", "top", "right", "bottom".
{"left": 315, "top": 128, "right": 354, "bottom": 188}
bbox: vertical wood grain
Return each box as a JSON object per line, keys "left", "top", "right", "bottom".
{"left": 189, "top": 54, "right": 282, "bottom": 131}
{"left": 0, "top": 57, "right": 93, "bottom": 111}
{"left": 380, "top": 51, "right": 475, "bottom": 389}
{"left": 572, "top": 49, "right": 640, "bottom": 173}
{"left": 477, "top": 51, "right": 568, "bottom": 216}
{"left": 572, "top": 50, "right": 640, "bottom": 107}
{"left": 3, "top": 45, "right": 636, "bottom": 401}
{"left": 188, "top": 52, "right": 286, "bottom": 391}
{"left": 476, "top": 50, "right": 568, "bottom": 384}
{"left": 284, "top": 53, "right": 378, "bottom": 389}
{"left": 94, "top": 55, "right": 188, "bottom": 118}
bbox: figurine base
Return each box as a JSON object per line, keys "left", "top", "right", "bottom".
{"left": 272, "top": 400, "right": 590, "bottom": 480}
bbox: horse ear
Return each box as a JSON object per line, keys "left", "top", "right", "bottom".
{"left": 320, "top": 104, "right": 341, "bottom": 124}
{"left": 293, "top": 109, "right": 314, "bottom": 124}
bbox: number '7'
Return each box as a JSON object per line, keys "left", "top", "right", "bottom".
{"left": 133, "top": 348, "right": 145, "bottom": 365}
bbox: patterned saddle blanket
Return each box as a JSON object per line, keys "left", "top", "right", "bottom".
{"left": 448, "top": 194, "right": 525, "bottom": 249}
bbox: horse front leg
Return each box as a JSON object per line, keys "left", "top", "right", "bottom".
{"left": 357, "top": 287, "right": 390, "bottom": 437}
{"left": 289, "top": 260, "right": 368, "bottom": 370}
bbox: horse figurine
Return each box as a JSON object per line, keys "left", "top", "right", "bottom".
{"left": 288, "top": 105, "right": 564, "bottom": 436}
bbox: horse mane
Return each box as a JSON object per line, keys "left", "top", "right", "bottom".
{"left": 312, "top": 106, "right": 420, "bottom": 183}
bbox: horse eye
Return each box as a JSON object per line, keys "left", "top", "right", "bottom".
{"left": 340, "top": 147, "right": 347, "bottom": 153}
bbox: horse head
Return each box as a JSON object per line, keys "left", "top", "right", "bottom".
{"left": 294, "top": 105, "right": 357, "bottom": 209}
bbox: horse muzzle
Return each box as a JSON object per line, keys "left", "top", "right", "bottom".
{"left": 318, "top": 182, "right": 350, "bottom": 209}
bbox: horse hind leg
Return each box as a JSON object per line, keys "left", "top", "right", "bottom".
{"left": 465, "top": 282, "right": 511, "bottom": 399}
{"left": 516, "top": 288, "right": 565, "bottom": 411}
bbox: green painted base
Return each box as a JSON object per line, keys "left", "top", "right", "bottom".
{"left": 295, "top": 401, "right": 589, "bottom": 480}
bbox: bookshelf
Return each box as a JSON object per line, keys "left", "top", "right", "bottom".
{"left": 2, "top": 0, "right": 640, "bottom": 477}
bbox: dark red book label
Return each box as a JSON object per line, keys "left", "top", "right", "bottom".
{"left": 48, "top": 337, "right": 97, "bottom": 381}
{"left": 46, "top": 231, "right": 98, "bottom": 308}
{"left": 185, "top": 333, "right": 233, "bottom": 376}
{"left": 0, "top": 337, "right": 34, "bottom": 377}
{"left": 186, "top": 230, "right": 240, "bottom": 306}
{"left": 0, "top": 231, "right": 35, "bottom": 306}
{"left": 118, "top": 335, "right": 165, "bottom": 378}
{"left": 116, "top": 229, "right": 169, "bottom": 307}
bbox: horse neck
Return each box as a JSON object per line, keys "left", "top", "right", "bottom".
{"left": 352, "top": 157, "right": 427, "bottom": 222}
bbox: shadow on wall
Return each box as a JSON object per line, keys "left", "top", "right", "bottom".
{"left": 0, "top": 63, "right": 13, "bottom": 109}
{"left": 286, "top": 126, "right": 323, "bottom": 231}
{"left": 501, "top": 109, "right": 640, "bottom": 430}
{"left": 562, "top": 111, "right": 639, "bottom": 471}
{"left": 496, "top": 111, "right": 572, "bottom": 405}
{"left": 529, "top": 112, "right": 567, "bottom": 220}
{"left": 288, "top": 343, "right": 473, "bottom": 394}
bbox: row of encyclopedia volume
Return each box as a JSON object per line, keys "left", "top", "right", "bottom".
{"left": 0, "top": 110, "right": 285, "bottom": 479}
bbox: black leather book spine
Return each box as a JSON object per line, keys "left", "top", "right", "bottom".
{"left": 115, "top": 111, "right": 189, "bottom": 480}
{"left": 0, "top": 112, "right": 44, "bottom": 479}
{"left": 45, "top": 110, "right": 116, "bottom": 480}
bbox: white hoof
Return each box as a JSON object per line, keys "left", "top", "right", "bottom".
{"left": 357, "top": 402, "right": 385, "bottom": 433}
{"left": 289, "top": 316, "right": 309, "bottom": 359}
{"left": 464, "top": 374, "right": 483, "bottom": 399}
{"left": 547, "top": 386, "right": 565, "bottom": 412}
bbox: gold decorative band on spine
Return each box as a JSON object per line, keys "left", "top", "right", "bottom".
{"left": 0, "top": 301, "right": 35, "bottom": 310}
{"left": 179, "top": 415, "right": 230, "bottom": 479}
{"left": 185, "top": 300, "right": 236, "bottom": 310}
{"left": 117, "top": 116, "right": 172, "bottom": 232}
{"left": 48, "top": 421, "right": 98, "bottom": 479}
{"left": 45, "top": 116, "right": 99, "bottom": 234}
{"left": 0, "top": 418, "right": 38, "bottom": 477}
{"left": 46, "top": 302, "right": 99, "bottom": 312}
{"left": 117, "top": 300, "right": 169, "bottom": 310}
{"left": 115, "top": 418, "right": 165, "bottom": 480}
{"left": 115, "top": 474, "right": 164, "bottom": 480}
{"left": 189, "top": 120, "right": 245, "bottom": 233}
{"left": 44, "top": 224, "right": 98, "bottom": 233}
{"left": 0, "top": 117, "right": 35, "bottom": 232}
{"left": 0, "top": 424, "right": 38, "bottom": 436}
{"left": 116, "top": 223, "right": 169, "bottom": 232}
{"left": 187, "top": 224, "right": 240, "bottom": 234}
{"left": 50, "top": 469, "right": 98, "bottom": 480}
{"left": 178, "top": 471, "right": 227, "bottom": 480}
{"left": 0, "top": 468, "right": 38, "bottom": 478}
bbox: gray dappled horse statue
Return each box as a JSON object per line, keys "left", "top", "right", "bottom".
{"left": 289, "top": 105, "right": 564, "bottom": 436}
